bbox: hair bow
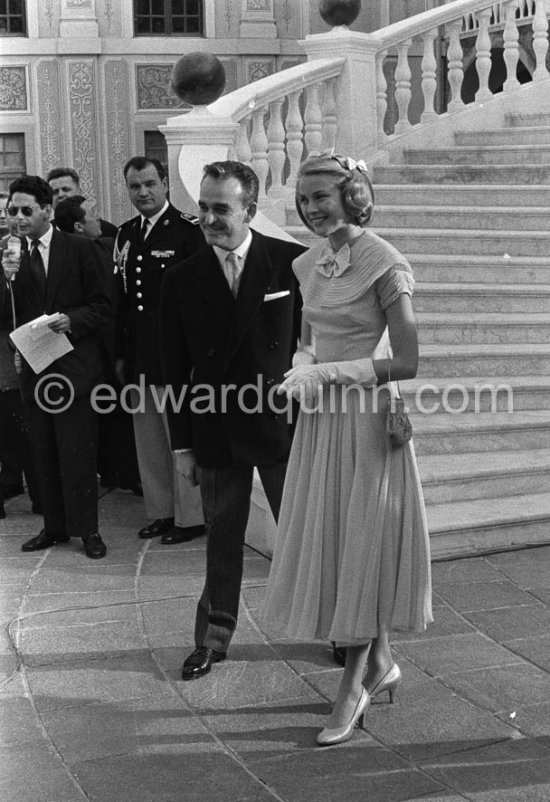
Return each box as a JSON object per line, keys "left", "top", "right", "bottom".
{"left": 314, "top": 242, "right": 351, "bottom": 278}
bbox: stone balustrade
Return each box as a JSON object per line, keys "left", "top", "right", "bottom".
{"left": 164, "top": 0, "right": 550, "bottom": 214}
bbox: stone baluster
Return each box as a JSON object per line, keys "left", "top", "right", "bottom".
{"left": 304, "top": 82, "right": 323, "bottom": 158}
{"left": 474, "top": 8, "right": 494, "bottom": 102}
{"left": 266, "top": 99, "right": 285, "bottom": 198}
{"left": 446, "top": 20, "right": 465, "bottom": 112}
{"left": 321, "top": 78, "right": 338, "bottom": 152}
{"left": 250, "top": 106, "right": 269, "bottom": 200}
{"left": 376, "top": 50, "right": 388, "bottom": 143}
{"left": 235, "top": 117, "right": 252, "bottom": 166}
{"left": 394, "top": 39, "right": 412, "bottom": 134}
{"left": 503, "top": 0, "right": 520, "bottom": 92}
{"left": 420, "top": 27, "right": 438, "bottom": 124}
{"left": 532, "top": 0, "right": 549, "bottom": 81}
{"left": 285, "top": 89, "right": 304, "bottom": 191}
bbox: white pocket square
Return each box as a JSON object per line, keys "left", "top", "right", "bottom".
{"left": 264, "top": 290, "right": 290, "bottom": 302}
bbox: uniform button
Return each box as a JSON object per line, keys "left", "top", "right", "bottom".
{"left": 136, "top": 280, "right": 142, "bottom": 286}
{"left": 268, "top": 341, "right": 279, "bottom": 350}
{"left": 136, "top": 292, "right": 143, "bottom": 299}
{"left": 137, "top": 305, "right": 144, "bottom": 312}
{"left": 136, "top": 267, "right": 142, "bottom": 273}
{"left": 161, "top": 263, "right": 165, "bottom": 269}
{"left": 137, "top": 255, "right": 143, "bottom": 262}
{"left": 265, "top": 378, "right": 275, "bottom": 387}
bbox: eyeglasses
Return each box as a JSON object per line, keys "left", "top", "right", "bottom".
{"left": 7, "top": 205, "right": 42, "bottom": 217}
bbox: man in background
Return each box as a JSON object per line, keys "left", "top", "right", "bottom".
{"left": 115, "top": 156, "right": 205, "bottom": 544}
{"left": 47, "top": 167, "right": 118, "bottom": 239}
{"left": 54, "top": 195, "right": 141, "bottom": 496}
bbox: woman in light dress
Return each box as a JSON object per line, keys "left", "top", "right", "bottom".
{"left": 263, "top": 153, "right": 432, "bottom": 746}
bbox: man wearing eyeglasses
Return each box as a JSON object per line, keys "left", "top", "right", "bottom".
{"left": 3, "top": 175, "right": 111, "bottom": 559}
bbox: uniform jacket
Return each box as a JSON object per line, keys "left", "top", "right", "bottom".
{"left": 9, "top": 228, "right": 111, "bottom": 403}
{"left": 114, "top": 203, "right": 205, "bottom": 385}
{"left": 160, "top": 230, "right": 306, "bottom": 468}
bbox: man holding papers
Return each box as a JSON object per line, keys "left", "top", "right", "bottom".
{"left": 3, "top": 175, "right": 110, "bottom": 559}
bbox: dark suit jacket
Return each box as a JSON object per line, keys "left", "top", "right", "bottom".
{"left": 10, "top": 228, "right": 111, "bottom": 402}
{"left": 115, "top": 203, "right": 205, "bottom": 385}
{"left": 160, "top": 230, "right": 306, "bottom": 468}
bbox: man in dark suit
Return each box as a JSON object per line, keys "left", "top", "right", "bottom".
{"left": 160, "top": 161, "right": 306, "bottom": 679}
{"left": 3, "top": 175, "right": 110, "bottom": 559}
{"left": 46, "top": 167, "right": 118, "bottom": 239}
{"left": 54, "top": 194, "right": 142, "bottom": 496}
{"left": 115, "top": 156, "right": 205, "bottom": 544}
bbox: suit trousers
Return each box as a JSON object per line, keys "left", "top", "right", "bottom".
{"left": 195, "top": 462, "right": 287, "bottom": 653}
{"left": 26, "top": 396, "right": 98, "bottom": 539}
{"left": 0, "top": 388, "right": 39, "bottom": 504}
{"left": 129, "top": 385, "right": 203, "bottom": 527}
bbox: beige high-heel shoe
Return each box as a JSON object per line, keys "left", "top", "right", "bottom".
{"left": 366, "top": 663, "right": 402, "bottom": 703}
{"left": 316, "top": 688, "right": 370, "bottom": 747}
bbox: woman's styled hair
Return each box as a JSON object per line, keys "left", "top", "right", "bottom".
{"left": 295, "top": 152, "right": 375, "bottom": 231}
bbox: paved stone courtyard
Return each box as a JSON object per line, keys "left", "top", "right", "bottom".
{"left": 1, "top": 488, "right": 549, "bottom": 801}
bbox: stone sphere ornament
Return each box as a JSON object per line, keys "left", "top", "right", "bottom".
{"left": 171, "top": 52, "right": 226, "bottom": 106}
{"left": 319, "top": 0, "right": 361, "bottom": 27}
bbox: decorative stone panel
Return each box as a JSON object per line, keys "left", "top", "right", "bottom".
{"left": 220, "top": 59, "right": 238, "bottom": 94}
{"left": 68, "top": 60, "right": 98, "bottom": 201}
{"left": 0, "top": 67, "right": 27, "bottom": 111}
{"left": 104, "top": 59, "right": 133, "bottom": 224}
{"left": 41, "top": 0, "right": 61, "bottom": 36}
{"left": 246, "top": 59, "right": 274, "bottom": 83}
{"left": 136, "top": 65, "right": 186, "bottom": 110}
{"left": 37, "top": 61, "right": 63, "bottom": 175}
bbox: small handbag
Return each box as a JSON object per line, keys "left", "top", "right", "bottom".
{"left": 385, "top": 361, "right": 412, "bottom": 446}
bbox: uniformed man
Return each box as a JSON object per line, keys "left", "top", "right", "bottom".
{"left": 115, "top": 156, "right": 205, "bottom": 543}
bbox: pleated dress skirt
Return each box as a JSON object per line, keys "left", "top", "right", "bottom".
{"left": 263, "top": 384, "right": 433, "bottom": 645}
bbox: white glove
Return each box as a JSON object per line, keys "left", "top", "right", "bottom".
{"left": 291, "top": 346, "right": 317, "bottom": 368}
{"left": 278, "top": 358, "right": 377, "bottom": 403}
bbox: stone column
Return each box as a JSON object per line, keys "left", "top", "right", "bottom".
{"left": 239, "top": 0, "right": 277, "bottom": 38}
{"left": 303, "top": 28, "right": 380, "bottom": 158}
{"left": 59, "top": 0, "right": 99, "bottom": 40}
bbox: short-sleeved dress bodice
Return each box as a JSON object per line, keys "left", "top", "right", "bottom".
{"left": 263, "top": 230, "right": 432, "bottom": 644}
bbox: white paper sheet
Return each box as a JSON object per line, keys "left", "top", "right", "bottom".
{"left": 9, "top": 314, "right": 74, "bottom": 374}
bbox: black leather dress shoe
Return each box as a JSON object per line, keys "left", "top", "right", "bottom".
{"left": 21, "top": 529, "right": 70, "bottom": 552}
{"left": 138, "top": 517, "right": 174, "bottom": 539}
{"left": 83, "top": 533, "right": 107, "bottom": 559}
{"left": 181, "top": 647, "right": 226, "bottom": 681}
{"left": 160, "top": 524, "right": 207, "bottom": 545}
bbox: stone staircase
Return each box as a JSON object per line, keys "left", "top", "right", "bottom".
{"left": 285, "top": 112, "right": 550, "bottom": 559}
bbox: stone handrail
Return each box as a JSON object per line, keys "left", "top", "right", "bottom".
{"left": 163, "top": 0, "right": 549, "bottom": 212}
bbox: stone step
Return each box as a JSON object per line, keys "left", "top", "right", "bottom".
{"left": 418, "top": 342, "right": 550, "bottom": 377}
{"left": 372, "top": 164, "right": 550, "bottom": 184}
{"left": 414, "top": 282, "right": 550, "bottom": 313}
{"left": 373, "top": 204, "right": 550, "bottom": 232}
{"left": 416, "top": 312, "right": 550, "bottom": 344}
{"left": 408, "top": 254, "right": 550, "bottom": 285}
{"left": 404, "top": 145, "right": 550, "bottom": 166}
{"left": 505, "top": 111, "right": 550, "bottom": 128}
{"left": 374, "top": 184, "right": 550, "bottom": 208}
{"left": 455, "top": 127, "right": 550, "bottom": 146}
{"left": 411, "top": 410, "right": 550, "bottom": 455}
{"left": 401, "top": 375, "right": 549, "bottom": 413}
{"left": 419, "top": 449, "right": 550, "bottom": 504}
{"left": 426, "top": 491, "right": 550, "bottom": 559}
{"left": 373, "top": 227, "right": 550, "bottom": 256}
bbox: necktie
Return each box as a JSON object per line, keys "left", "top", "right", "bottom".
{"left": 138, "top": 218, "right": 150, "bottom": 247}
{"left": 226, "top": 251, "right": 240, "bottom": 298}
{"left": 30, "top": 239, "right": 46, "bottom": 299}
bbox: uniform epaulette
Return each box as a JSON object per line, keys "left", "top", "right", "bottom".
{"left": 180, "top": 212, "right": 200, "bottom": 225}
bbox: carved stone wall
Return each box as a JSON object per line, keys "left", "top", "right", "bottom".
{"left": 0, "top": 67, "right": 27, "bottom": 111}
{"left": 68, "top": 60, "right": 98, "bottom": 202}
{"left": 104, "top": 59, "right": 133, "bottom": 224}
{"left": 136, "top": 65, "right": 186, "bottom": 110}
{"left": 36, "top": 60, "right": 63, "bottom": 175}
